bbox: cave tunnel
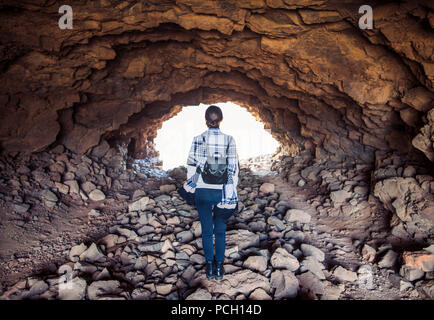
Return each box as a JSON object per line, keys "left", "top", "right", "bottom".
{"left": 0, "top": 0, "right": 433, "bottom": 301}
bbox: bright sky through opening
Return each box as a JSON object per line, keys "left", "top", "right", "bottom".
{"left": 154, "top": 102, "right": 280, "bottom": 171}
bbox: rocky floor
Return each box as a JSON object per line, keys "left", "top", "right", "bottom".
{"left": 0, "top": 149, "right": 432, "bottom": 300}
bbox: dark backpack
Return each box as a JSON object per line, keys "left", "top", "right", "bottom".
{"left": 200, "top": 133, "right": 230, "bottom": 184}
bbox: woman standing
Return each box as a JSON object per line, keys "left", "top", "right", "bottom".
{"left": 182, "top": 105, "right": 239, "bottom": 280}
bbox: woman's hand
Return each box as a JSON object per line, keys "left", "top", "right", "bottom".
{"left": 217, "top": 183, "right": 237, "bottom": 209}
{"left": 184, "top": 172, "right": 200, "bottom": 193}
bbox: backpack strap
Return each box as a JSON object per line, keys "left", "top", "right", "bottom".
{"left": 202, "top": 131, "right": 211, "bottom": 158}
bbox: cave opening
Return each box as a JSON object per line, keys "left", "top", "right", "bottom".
{"left": 156, "top": 102, "right": 280, "bottom": 169}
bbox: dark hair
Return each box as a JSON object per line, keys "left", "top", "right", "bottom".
{"left": 205, "top": 105, "right": 223, "bottom": 128}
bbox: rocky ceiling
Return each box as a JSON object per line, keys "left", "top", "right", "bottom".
{"left": 0, "top": 0, "right": 433, "bottom": 163}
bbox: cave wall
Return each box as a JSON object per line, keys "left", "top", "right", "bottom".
{"left": 0, "top": 0, "right": 433, "bottom": 164}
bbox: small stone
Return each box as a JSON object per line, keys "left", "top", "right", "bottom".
{"left": 178, "top": 210, "right": 196, "bottom": 217}
{"left": 116, "top": 227, "right": 138, "bottom": 240}
{"left": 300, "top": 244, "right": 325, "bottom": 262}
{"left": 88, "top": 189, "right": 106, "bottom": 201}
{"left": 129, "top": 196, "right": 150, "bottom": 212}
{"left": 99, "top": 234, "right": 118, "bottom": 249}
{"left": 161, "top": 239, "right": 174, "bottom": 253}
{"left": 159, "top": 184, "right": 176, "bottom": 193}
{"left": 88, "top": 209, "right": 100, "bottom": 217}
{"left": 50, "top": 144, "right": 65, "bottom": 154}
{"left": 190, "top": 254, "right": 205, "bottom": 264}
{"left": 134, "top": 256, "right": 148, "bottom": 270}
{"left": 79, "top": 243, "right": 105, "bottom": 263}
{"left": 23, "top": 280, "right": 49, "bottom": 298}
{"left": 402, "top": 251, "right": 434, "bottom": 272}
{"left": 378, "top": 250, "right": 398, "bottom": 269}
{"left": 49, "top": 162, "right": 65, "bottom": 174}
{"left": 138, "top": 241, "right": 164, "bottom": 253}
{"left": 137, "top": 225, "right": 154, "bottom": 236}
{"left": 284, "top": 209, "right": 311, "bottom": 224}
{"left": 55, "top": 182, "right": 69, "bottom": 195}
{"left": 64, "top": 180, "right": 80, "bottom": 194}
{"left": 226, "top": 229, "right": 260, "bottom": 250}
{"left": 80, "top": 189, "right": 88, "bottom": 201}
{"left": 402, "top": 166, "right": 416, "bottom": 177}
{"left": 91, "top": 140, "right": 110, "bottom": 158}
{"left": 137, "top": 214, "right": 149, "bottom": 225}
{"left": 400, "top": 266, "right": 425, "bottom": 282}
{"left": 300, "top": 256, "right": 325, "bottom": 280}
{"left": 333, "top": 266, "right": 358, "bottom": 282}
{"left": 191, "top": 221, "right": 202, "bottom": 237}
{"left": 95, "top": 268, "right": 111, "bottom": 281}
{"left": 186, "top": 288, "right": 212, "bottom": 300}
{"left": 249, "top": 288, "right": 272, "bottom": 300}
{"left": 69, "top": 243, "right": 87, "bottom": 262}
{"left": 13, "top": 203, "right": 30, "bottom": 214}
{"left": 400, "top": 280, "right": 414, "bottom": 292}
{"left": 267, "top": 216, "right": 286, "bottom": 231}
{"left": 270, "top": 248, "right": 299, "bottom": 271}
{"left": 243, "top": 255, "right": 268, "bottom": 272}
{"left": 259, "top": 182, "right": 274, "bottom": 194}
{"left": 321, "top": 281, "right": 345, "bottom": 300}
{"left": 131, "top": 288, "right": 151, "bottom": 300}
{"left": 156, "top": 283, "right": 172, "bottom": 295}
{"left": 330, "top": 190, "right": 352, "bottom": 203}
{"left": 81, "top": 181, "right": 96, "bottom": 194}
{"left": 361, "top": 244, "right": 376, "bottom": 262}
{"left": 285, "top": 230, "right": 305, "bottom": 242}
{"left": 41, "top": 189, "right": 58, "bottom": 202}
{"left": 423, "top": 245, "right": 434, "bottom": 254}
{"left": 131, "top": 189, "right": 146, "bottom": 201}
{"left": 297, "top": 271, "right": 325, "bottom": 296}
{"left": 167, "top": 216, "right": 181, "bottom": 225}
{"left": 154, "top": 194, "right": 171, "bottom": 202}
{"left": 87, "top": 280, "right": 122, "bottom": 300}
{"left": 354, "top": 186, "right": 368, "bottom": 195}
{"left": 270, "top": 270, "right": 299, "bottom": 299}
{"left": 190, "top": 269, "right": 269, "bottom": 297}
{"left": 176, "top": 230, "right": 194, "bottom": 243}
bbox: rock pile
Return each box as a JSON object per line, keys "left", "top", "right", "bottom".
{"left": 0, "top": 139, "right": 170, "bottom": 285}
{"left": 0, "top": 173, "right": 341, "bottom": 300}
{"left": 372, "top": 151, "right": 434, "bottom": 243}
{"left": 271, "top": 150, "right": 380, "bottom": 235}
{"left": 2, "top": 157, "right": 432, "bottom": 300}
{"left": 268, "top": 148, "right": 434, "bottom": 299}
{"left": 0, "top": 140, "right": 433, "bottom": 300}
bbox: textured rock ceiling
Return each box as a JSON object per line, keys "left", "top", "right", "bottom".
{"left": 0, "top": 0, "right": 433, "bottom": 163}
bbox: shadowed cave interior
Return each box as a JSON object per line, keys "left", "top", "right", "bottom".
{"left": 0, "top": 0, "right": 433, "bottom": 300}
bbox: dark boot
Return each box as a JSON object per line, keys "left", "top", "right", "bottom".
{"left": 205, "top": 261, "right": 214, "bottom": 280}
{"left": 214, "top": 261, "right": 224, "bottom": 280}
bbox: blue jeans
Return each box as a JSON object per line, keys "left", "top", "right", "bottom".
{"left": 195, "top": 188, "right": 234, "bottom": 263}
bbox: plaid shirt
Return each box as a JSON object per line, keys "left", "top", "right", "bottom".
{"left": 184, "top": 127, "right": 239, "bottom": 209}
